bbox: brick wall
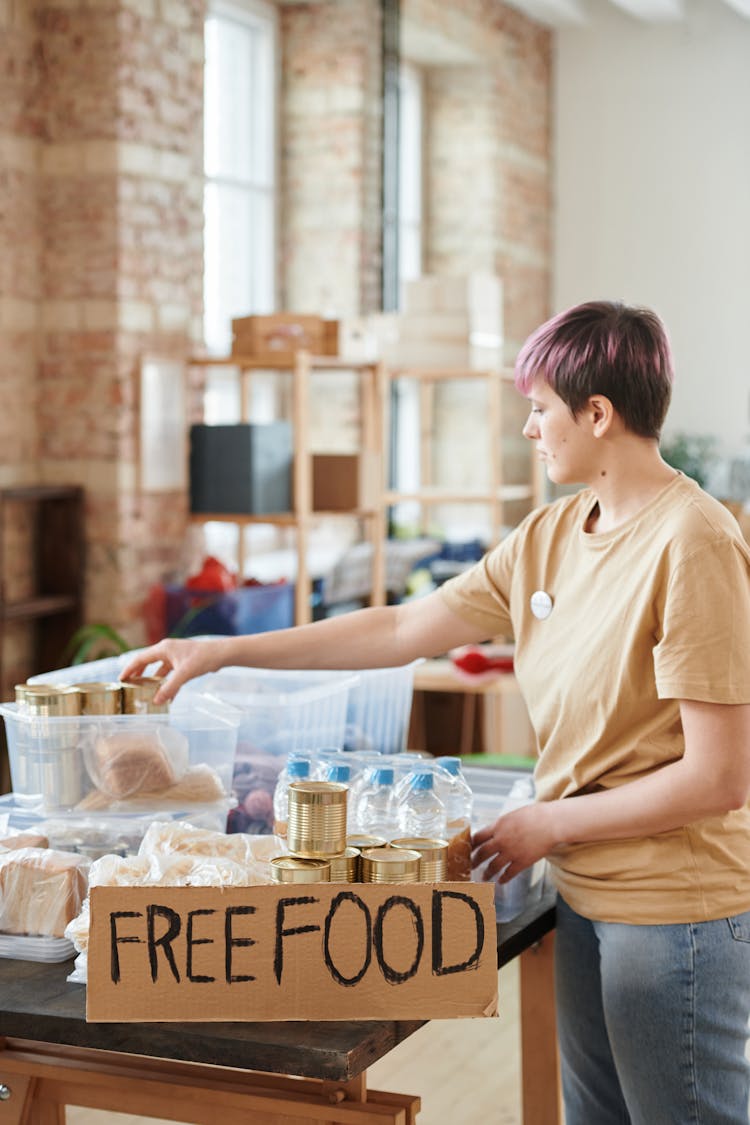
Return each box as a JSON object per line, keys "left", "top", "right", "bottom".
{"left": 0, "top": 0, "right": 204, "bottom": 690}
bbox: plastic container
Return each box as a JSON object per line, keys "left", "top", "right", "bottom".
{"left": 395, "top": 770, "right": 447, "bottom": 839}
{"left": 0, "top": 693, "right": 239, "bottom": 814}
{"left": 26, "top": 651, "right": 152, "bottom": 687}
{"left": 193, "top": 667, "right": 356, "bottom": 835}
{"left": 343, "top": 661, "right": 422, "bottom": 753}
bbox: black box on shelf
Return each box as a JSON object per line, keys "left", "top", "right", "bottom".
{"left": 189, "top": 422, "right": 293, "bottom": 515}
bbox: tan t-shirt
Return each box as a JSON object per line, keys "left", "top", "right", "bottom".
{"left": 440, "top": 474, "right": 750, "bottom": 924}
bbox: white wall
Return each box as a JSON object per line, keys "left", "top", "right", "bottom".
{"left": 554, "top": 0, "right": 750, "bottom": 455}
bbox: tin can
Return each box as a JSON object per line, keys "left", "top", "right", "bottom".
{"left": 287, "top": 781, "right": 347, "bottom": 858}
{"left": 346, "top": 834, "right": 387, "bottom": 851}
{"left": 359, "top": 846, "right": 420, "bottom": 884}
{"left": 71, "top": 682, "right": 123, "bottom": 715}
{"left": 391, "top": 837, "right": 448, "bottom": 882}
{"left": 269, "top": 855, "right": 331, "bottom": 883}
{"left": 16, "top": 685, "right": 82, "bottom": 807}
{"left": 328, "top": 847, "right": 360, "bottom": 883}
{"left": 120, "top": 677, "right": 168, "bottom": 715}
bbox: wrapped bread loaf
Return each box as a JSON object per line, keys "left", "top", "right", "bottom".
{"left": 76, "top": 763, "right": 226, "bottom": 812}
{"left": 0, "top": 832, "right": 49, "bottom": 851}
{"left": 0, "top": 847, "right": 88, "bottom": 938}
{"left": 88, "top": 726, "right": 188, "bottom": 798}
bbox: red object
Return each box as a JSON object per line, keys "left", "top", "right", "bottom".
{"left": 450, "top": 645, "right": 515, "bottom": 677}
{"left": 185, "top": 556, "right": 237, "bottom": 592}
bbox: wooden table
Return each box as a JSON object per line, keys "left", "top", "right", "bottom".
{"left": 412, "top": 658, "right": 533, "bottom": 757}
{"left": 0, "top": 890, "right": 557, "bottom": 1125}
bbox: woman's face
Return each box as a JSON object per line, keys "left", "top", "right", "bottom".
{"left": 522, "top": 377, "right": 599, "bottom": 486}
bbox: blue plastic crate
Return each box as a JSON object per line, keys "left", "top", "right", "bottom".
{"left": 165, "top": 582, "right": 294, "bottom": 637}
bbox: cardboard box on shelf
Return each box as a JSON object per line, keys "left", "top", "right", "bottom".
{"left": 87, "top": 881, "right": 498, "bottom": 1023}
{"left": 311, "top": 452, "right": 379, "bottom": 511}
{"left": 231, "top": 314, "right": 329, "bottom": 361}
{"left": 402, "top": 274, "right": 503, "bottom": 338}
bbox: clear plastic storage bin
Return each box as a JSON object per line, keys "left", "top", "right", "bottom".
{"left": 0, "top": 694, "right": 239, "bottom": 815}
{"left": 193, "top": 667, "right": 357, "bottom": 834}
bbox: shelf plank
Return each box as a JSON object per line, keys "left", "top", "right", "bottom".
{"left": 189, "top": 509, "right": 380, "bottom": 526}
{"left": 2, "top": 594, "right": 79, "bottom": 621}
{"left": 0, "top": 485, "right": 83, "bottom": 503}
{"left": 188, "top": 354, "right": 379, "bottom": 371}
{"left": 384, "top": 485, "right": 534, "bottom": 504}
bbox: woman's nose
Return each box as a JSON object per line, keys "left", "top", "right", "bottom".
{"left": 522, "top": 415, "right": 538, "bottom": 440}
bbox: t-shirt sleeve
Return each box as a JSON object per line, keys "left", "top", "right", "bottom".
{"left": 437, "top": 529, "right": 520, "bottom": 639}
{"left": 654, "top": 537, "right": 750, "bottom": 703}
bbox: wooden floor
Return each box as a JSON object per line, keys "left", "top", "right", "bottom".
{"left": 65, "top": 960, "right": 522, "bottom": 1125}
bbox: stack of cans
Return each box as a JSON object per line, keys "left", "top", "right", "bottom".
{"left": 269, "top": 782, "right": 449, "bottom": 886}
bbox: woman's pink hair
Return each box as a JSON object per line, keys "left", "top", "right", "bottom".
{"left": 515, "top": 301, "right": 674, "bottom": 439}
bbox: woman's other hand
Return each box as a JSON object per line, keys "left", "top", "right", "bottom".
{"left": 471, "top": 803, "right": 556, "bottom": 883}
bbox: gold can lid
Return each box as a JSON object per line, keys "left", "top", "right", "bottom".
{"left": 269, "top": 856, "right": 331, "bottom": 883}
{"left": 15, "top": 682, "right": 56, "bottom": 701}
{"left": 288, "top": 780, "right": 348, "bottom": 805}
{"left": 346, "top": 834, "right": 387, "bottom": 850}
{"left": 391, "top": 837, "right": 449, "bottom": 861}
{"left": 360, "top": 846, "right": 421, "bottom": 875}
{"left": 329, "top": 846, "right": 361, "bottom": 862}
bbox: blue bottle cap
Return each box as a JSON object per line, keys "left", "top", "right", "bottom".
{"left": 288, "top": 759, "right": 310, "bottom": 778}
{"left": 437, "top": 757, "right": 461, "bottom": 775}
{"left": 412, "top": 771, "right": 433, "bottom": 790}
{"left": 373, "top": 767, "right": 394, "bottom": 786}
{"left": 326, "top": 764, "right": 351, "bottom": 784}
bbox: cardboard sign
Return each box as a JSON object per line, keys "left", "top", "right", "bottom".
{"left": 87, "top": 882, "right": 498, "bottom": 1023}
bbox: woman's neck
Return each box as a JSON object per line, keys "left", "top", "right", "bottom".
{"left": 584, "top": 440, "right": 678, "bottom": 534}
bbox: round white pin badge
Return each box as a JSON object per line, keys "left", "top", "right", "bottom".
{"left": 530, "top": 590, "right": 553, "bottom": 620}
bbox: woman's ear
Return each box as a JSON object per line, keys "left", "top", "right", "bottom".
{"left": 587, "top": 394, "right": 615, "bottom": 437}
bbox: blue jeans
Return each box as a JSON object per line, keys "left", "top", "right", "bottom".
{"left": 555, "top": 895, "right": 750, "bottom": 1124}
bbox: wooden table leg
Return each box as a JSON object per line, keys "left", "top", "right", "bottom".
{"left": 519, "top": 934, "right": 561, "bottom": 1125}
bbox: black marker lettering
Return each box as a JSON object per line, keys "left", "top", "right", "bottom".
{"left": 324, "top": 891, "right": 372, "bottom": 986}
{"left": 274, "top": 896, "right": 320, "bottom": 985}
{"left": 109, "top": 910, "right": 142, "bottom": 984}
{"left": 186, "top": 908, "right": 216, "bottom": 983}
{"left": 431, "top": 890, "right": 485, "bottom": 976}
{"left": 374, "top": 895, "right": 423, "bottom": 984}
{"left": 225, "top": 905, "right": 256, "bottom": 984}
{"left": 146, "top": 903, "right": 181, "bottom": 983}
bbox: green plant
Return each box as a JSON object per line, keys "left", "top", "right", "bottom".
{"left": 63, "top": 622, "right": 131, "bottom": 665}
{"left": 660, "top": 431, "right": 718, "bottom": 489}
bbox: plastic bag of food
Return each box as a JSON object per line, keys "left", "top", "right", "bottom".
{"left": 0, "top": 847, "right": 89, "bottom": 938}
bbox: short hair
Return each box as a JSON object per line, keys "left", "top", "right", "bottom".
{"left": 514, "top": 301, "right": 674, "bottom": 439}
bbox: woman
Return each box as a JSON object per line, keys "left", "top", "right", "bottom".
{"left": 124, "top": 301, "right": 750, "bottom": 1124}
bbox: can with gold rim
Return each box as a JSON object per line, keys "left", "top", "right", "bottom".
{"left": 71, "top": 682, "right": 123, "bottom": 715}
{"left": 328, "top": 847, "right": 360, "bottom": 883}
{"left": 391, "top": 837, "right": 448, "bottom": 882}
{"left": 346, "top": 834, "right": 387, "bottom": 851}
{"left": 287, "top": 781, "right": 347, "bottom": 858}
{"left": 269, "top": 855, "right": 331, "bottom": 883}
{"left": 359, "top": 846, "right": 420, "bottom": 884}
{"left": 120, "top": 676, "right": 168, "bottom": 714}
{"left": 14, "top": 684, "right": 81, "bottom": 807}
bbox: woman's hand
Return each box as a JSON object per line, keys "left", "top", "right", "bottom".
{"left": 119, "top": 638, "right": 226, "bottom": 703}
{"left": 471, "top": 803, "right": 557, "bottom": 883}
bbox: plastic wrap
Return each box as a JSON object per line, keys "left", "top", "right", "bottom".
{"left": 0, "top": 831, "right": 49, "bottom": 851}
{"left": 0, "top": 846, "right": 89, "bottom": 938}
{"left": 84, "top": 724, "right": 189, "bottom": 798}
{"left": 65, "top": 824, "right": 285, "bottom": 981}
{"left": 75, "top": 763, "right": 227, "bottom": 812}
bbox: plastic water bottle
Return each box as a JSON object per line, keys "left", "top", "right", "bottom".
{"left": 436, "top": 756, "right": 474, "bottom": 880}
{"left": 353, "top": 766, "right": 399, "bottom": 840}
{"left": 396, "top": 770, "right": 447, "bottom": 839}
{"left": 272, "top": 757, "right": 311, "bottom": 837}
{"left": 435, "top": 757, "right": 473, "bottom": 831}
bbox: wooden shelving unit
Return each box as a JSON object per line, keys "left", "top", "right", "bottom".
{"left": 0, "top": 484, "right": 85, "bottom": 700}
{"left": 187, "top": 352, "right": 387, "bottom": 625}
{"left": 378, "top": 365, "right": 543, "bottom": 553}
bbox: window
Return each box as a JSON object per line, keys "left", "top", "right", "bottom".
{"left": 397, "top": 62, "right": 424, "bottom": 305}
{"left": 203, "top": 0, "right": 277, "bottom": 359}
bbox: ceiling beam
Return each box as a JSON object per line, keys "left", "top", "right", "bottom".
{"left": 501, "top": 0, "right": 587, "bottom": 27}
{"left": 608, "top": 0, "right": 685, "bottom": 20}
